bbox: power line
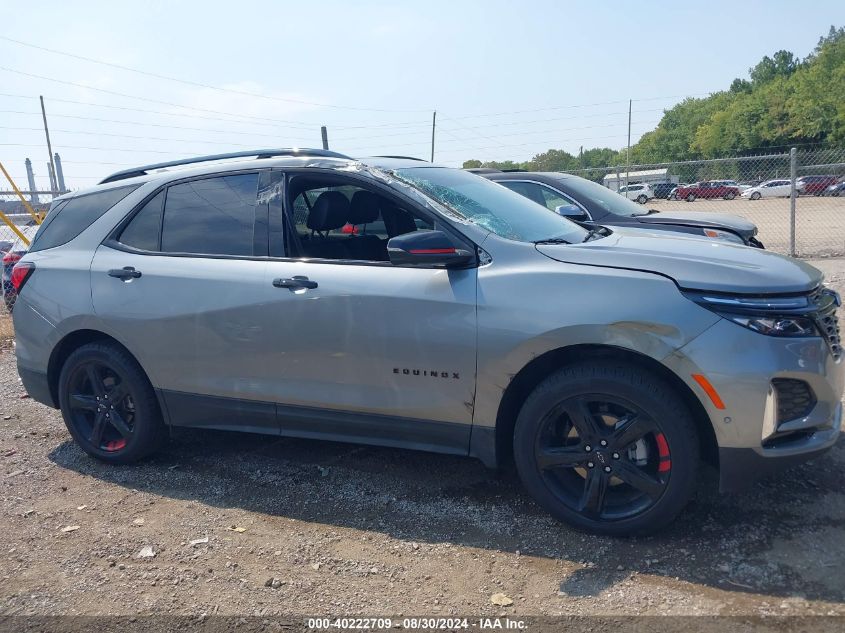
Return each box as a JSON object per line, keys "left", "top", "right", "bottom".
{"left": 0, "top": 91, "right": 432, "bottom": 132}
{"left": 0, "top": 35, "right": 432, "bottom": 113}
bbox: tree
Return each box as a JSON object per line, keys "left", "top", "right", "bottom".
{"left": 462, "top": 159, "right": 482, "bottom": 168}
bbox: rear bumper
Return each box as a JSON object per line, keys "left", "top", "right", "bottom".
{"left": 17, "top": 365, "right": 56, "bottom": 408}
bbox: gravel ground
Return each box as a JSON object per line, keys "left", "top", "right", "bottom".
{"left": 1, "top": 260, "right": 845, "bottom": 620}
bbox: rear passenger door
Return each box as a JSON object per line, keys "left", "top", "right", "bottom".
{"left": 90, "top": 170, "right": 280, "bottom": 433}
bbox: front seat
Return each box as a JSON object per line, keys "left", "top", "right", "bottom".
{"left": 304, "top": 191, "right": 350, "bottom": 259}
{"left": 347, "top": 190, "right": 387, "bottom": 261}
{"left": 381, "top": 203, "right": 418, "bottom": 238}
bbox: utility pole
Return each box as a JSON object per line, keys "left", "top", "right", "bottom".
{"left": 430, "top": 111, "right": 437, "bottom": 162}
{"left": 625, "top": 99, "right": 632, "bottom": 190}
{"left": 579, "top": 145, "right": 583, "bottom": 169}
{"left": 40, "top": 96, "right": 57, "bottom": 195}
{"left": 320, "top": 126, "right": 329, "bottom": 150}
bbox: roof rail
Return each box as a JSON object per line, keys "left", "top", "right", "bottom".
{"left": 99, "top": 148, "right": 351, "bottom": 184}
{"left": 371, "top": 155, "right": 428, "bottom": 161}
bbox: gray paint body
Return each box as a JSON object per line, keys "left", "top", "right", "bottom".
{"left": 13, "top": 156, "right": 844, "bottom": 488}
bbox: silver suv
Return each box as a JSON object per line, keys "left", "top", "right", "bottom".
{"left": 12, "top": 149, "right": 844, "bottom": 535}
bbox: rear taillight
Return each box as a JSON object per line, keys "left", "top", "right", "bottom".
{"left": 10, "top": 261, "right": 35, "bottom": 293}
{"left": 2, "top": 251, "right": 21, "bottom": 265}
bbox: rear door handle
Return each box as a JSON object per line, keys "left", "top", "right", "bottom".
{"left": 108, "top": 266, "right": 142, "bottom": 280}
{"left": 273, "top": 275, "right": 318, "bottom": 290}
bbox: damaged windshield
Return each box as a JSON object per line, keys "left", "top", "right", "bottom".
{"left": 394, "top": 167, "right": 589, "bottom": 244}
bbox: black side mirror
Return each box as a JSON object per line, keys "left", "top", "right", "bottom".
{"left": 555, "top": 204, "right": 588, "bottom": 221}
{"left": 387, "top": 230, "right": 475, "bottom": 268}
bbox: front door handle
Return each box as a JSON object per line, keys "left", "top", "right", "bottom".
{"left": 273, "top": 275, "right": 318, "bottom": 291}
{"left": 108, "top": 266, "right": 142, "bottom": 280}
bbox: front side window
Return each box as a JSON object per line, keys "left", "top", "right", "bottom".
{"left": 395, "top": 168, "right": 588, "bottom": 243}
{"left": 160, "top": 173, "right": 259, "bottom": 256}
{"left": 285, "top": 175, "right": 433, "bottom": 262}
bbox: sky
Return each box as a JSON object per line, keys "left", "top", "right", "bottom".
{"left": 0, "top": 0, "right": 841, "bottom": 192}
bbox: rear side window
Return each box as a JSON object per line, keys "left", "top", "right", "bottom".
{"left": 30, "top": 185, "right": 139, "bottom": 252}
{"left": 119, "top": 191, "right": 164, "bottom": 251}
{"left": 160, "top": 174, "right": 258, "bottom": 256}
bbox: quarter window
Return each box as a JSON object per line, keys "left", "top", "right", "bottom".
{"left": 30, "top": 184, "right": 139, "bottom": 253}
{"left": 160, "top": 173, "right": 259, "bottom": 256}
{"left": 119, "top": 191, "right": 163, "bottom": 251}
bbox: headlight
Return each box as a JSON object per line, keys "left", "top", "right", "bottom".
{"left": 702, "top": 228, "right": 745, "bottom": 244}
{"left": 683, "top": 290, "right": 821, "bottom": 338}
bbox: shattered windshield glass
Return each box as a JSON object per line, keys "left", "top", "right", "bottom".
{"left": 394, "top": 167, "right": 589, "bottom": 244}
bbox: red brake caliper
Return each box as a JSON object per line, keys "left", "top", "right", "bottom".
{"left": 655, "top": 433, "right": 671, "bottom": 473}
{"left": 104, "top": 439, "right": 127, "bottom": 452}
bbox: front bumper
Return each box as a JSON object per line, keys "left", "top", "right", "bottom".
{"left": 663, "top": 317, "right": 844, "bottom": 492}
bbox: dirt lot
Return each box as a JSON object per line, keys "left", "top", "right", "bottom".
{"left": 1, "top": 260, "right": 845, "bottom": 621}
{"left": 649, "top": 195, "right": 845, "bottom": 257}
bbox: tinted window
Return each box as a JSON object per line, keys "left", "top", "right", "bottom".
{"left": 119, "top": 191, "right": 164, "bottom": 251}
{"left": 30, "top": 185, "right": 139, "bottom": 252}
{"left": 161, "top": 174, "right": 258, "bottom": 256}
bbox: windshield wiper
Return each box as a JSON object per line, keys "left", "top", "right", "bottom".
{"left": 534, "top": 237, "right": 571, "bottom": 245}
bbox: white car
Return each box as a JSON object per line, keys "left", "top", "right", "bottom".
{"left": 741, "top": 179, "right": 792, "bottom": 200}
{"left": 617, "top": 183, "right": 654, "bottom": 204}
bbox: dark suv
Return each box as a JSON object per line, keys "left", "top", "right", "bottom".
{"left": 480, "top": 171, "right": 762, "bottom": 247}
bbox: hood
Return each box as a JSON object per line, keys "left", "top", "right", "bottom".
{"left": 635, "top": 210, "right": 757, "bottom": 239}
{"left": 536, "top": 227, "right": 822, "bottom": 294}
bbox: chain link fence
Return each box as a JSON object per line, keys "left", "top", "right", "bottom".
{"left": 0, "top": 193, "right": 50, "bottom": 312}
{"left": 561, "top": 148, "right": 845, "bottom": 258}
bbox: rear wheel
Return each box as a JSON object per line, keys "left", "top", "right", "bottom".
{"left": 636, "top": 194, "right": 648, "bottom": 204}
{"left": 750, "top": 191, "right": 761, "bottom": 200}
{"left": 58, "top": 342, "right": 165, "bottom": 463}
{"left": 513, "top": 361, "right": 699, "bottom": 535}
{"left": 685, "top": 193, "right": 696, "bottom": 202}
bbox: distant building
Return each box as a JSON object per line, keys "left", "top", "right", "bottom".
{"left": 603, "top": 168, "right": 678, "bottom": 191}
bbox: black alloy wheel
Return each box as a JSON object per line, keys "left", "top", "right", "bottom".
{"left": 513, "top": 362, "right": 699, "bottom": 535}
{"left": 59, "top": 342, "right": 164, "bottom": 462}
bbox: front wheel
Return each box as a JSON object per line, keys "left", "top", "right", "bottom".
{"left": 724, "top": 192, "right": 736, "bottom": 200}
{"left": 685, "top": 193, "right": 696, "bottom": 202}
{"left": 750, "top": 191, "right": 761, "bottom": 200}
{"left": 513, "top": 361, "right": 699, "bottom": 535}
{"left": 58, "top": 342, "right": 165, "bottom": 463}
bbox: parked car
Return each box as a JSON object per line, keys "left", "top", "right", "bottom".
{"left": 797, "top": 175, "right": 839, "bottom": 196}
{"left": 481, "top": 171, "right": 763, "bottom": 247}
{"left": 822, "top": 180, "right": 845, "bottom": 197}
{"left": 617, "top": 183, "right": 654, "bottom": 204}
{"left": 2, "top": 225, "right": 39, "bottom": 312}
{"left": 712, "top": 179, "right": 751, "bottom": 192}
{"left": 674, "top": 181, "right": 740, "bottom": 202}
{"left": 13, "top": 149, "right": 841, "bottom": 536}
{"left": 651, "top": 182, "right": 678, "bottom": 199}
{"left": 741, "top": 179, "right": 792, "bottom": 200}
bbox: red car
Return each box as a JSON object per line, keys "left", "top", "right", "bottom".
{"left": 674, "top": 181, "right": 740, "bottom": 202}
{"left": 797, "top": 175, "right": 838, "bottom": 196}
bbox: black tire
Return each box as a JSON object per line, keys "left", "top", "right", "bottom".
{"left": 724, "top": 192, "right": 736, "bottom": 200}
{"left": 636, "top": 194, "right": 648, "bottom": 204}
{"left": 685, "top": 193, "right": 696, "bottom": 202}
{"left": 513, "top": 361, "right": 699, "bottom": 536}
{"left": 58, "top": 342, "right": 165, "bottom": 463}
{"left": 750, "top": 191, "right": 761, "bottom": 200}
